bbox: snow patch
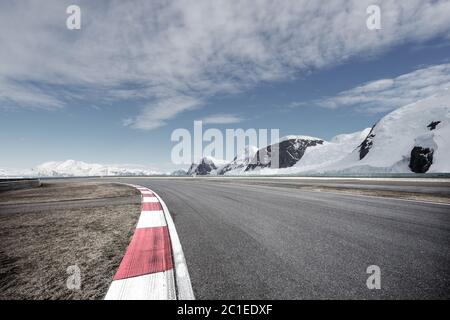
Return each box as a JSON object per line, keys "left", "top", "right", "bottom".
{"left": 1, "top": 160, "right": 163, "bottom": 178}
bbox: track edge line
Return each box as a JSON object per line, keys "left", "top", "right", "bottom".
{"left": 147, "top": 188, "right": 195, "bottom": 300}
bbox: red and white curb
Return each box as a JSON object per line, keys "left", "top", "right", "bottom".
{"left": 104, "top": 185, "right": 195, "bottom": 300}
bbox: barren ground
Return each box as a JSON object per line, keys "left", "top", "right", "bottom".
{"left": 0, "top": 182, "right": 140, "bottom": 299}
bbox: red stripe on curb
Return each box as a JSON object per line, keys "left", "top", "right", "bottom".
{"left": 142, "top": 202, "right": 162, "bottom": 211}
{"left": 113, "top": 226, "right": 173, "bottom": 280}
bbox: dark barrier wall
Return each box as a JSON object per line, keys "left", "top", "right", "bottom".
{"left": 0, "top": 179, "right": 41, "bottom": 191}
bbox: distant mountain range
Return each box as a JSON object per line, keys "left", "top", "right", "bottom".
{"left": 1, "top": 92, "right": 449, "bottom": 178}
{"left": 187, "top": 91, "right": 450, "bottom": 175}
{"left": 0, "top": 160, "right": 163, "bottom": 178}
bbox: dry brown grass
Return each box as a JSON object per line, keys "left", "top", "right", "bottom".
{"left": 0, "top": 181, "right": 137, "bottom": 204}
{"left": 0, "top": 182, "right": 141, "bottom": 299}
{"left": 301, "top": 186, "right": 450, "bottom": 204}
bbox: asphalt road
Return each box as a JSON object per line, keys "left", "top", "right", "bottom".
{"left": 107, "top": 177, "right": 450, "bottom": 300}
{"left": 22, "top": 177, "right": 441, "bottom": 299}
{"left": 214, "top": 177, "right": 450, "bottom": 195}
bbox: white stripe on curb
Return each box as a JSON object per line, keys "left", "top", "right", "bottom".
{"left": 105, "top": 270, "right": 176, "bottom": 300}
{"left": 150, "top": 188, "right": 195, "bottom": 300}
{"left": 142, "top": 196, "right": 159, "bottom": 203}
{"left": 136, "top": 210, "right": 167, "bottom": 228}
{"left": 105, "top": 184, "right": 194, "bottom": 300}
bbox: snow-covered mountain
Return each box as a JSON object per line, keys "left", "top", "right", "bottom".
{"left": 261, "top": 92, "right": 450, "bottom": 174}
{"left": 330, "top": 129, "right": 372, "bottom": 146}
{"left": 187, "top": 91, "right": 450, "bottom": 175}
{"left": 3, "top": 92, "right": 449, "bottom": 178}
{"left": 0, "top": 167, "right": 32, "bottom": 178}
{"left": 34, "top": 160, "right": 163, "bottom": 177}
{"left": 240, "top": 130, "right": 370, "bottom": 175}
{"left": 217, "top": 146, "right": 258, "bottom": 175}
{"left": 0, "top": 160, "right": 163, "bottom": 178}
{"left": 324, "top": 92, "right": 450, "bottom": 174}
{"left": 289, "top": 129, "right": 373, "bottom": 173}
{"left": 187, "top": 156, "right": 228, "bottom": 176}
{"left": 246, "top": 136, "right": 324, "bottom": 172}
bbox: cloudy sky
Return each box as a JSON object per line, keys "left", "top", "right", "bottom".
{"left": 1, "top": 0, "right": 450, "bottom": 171}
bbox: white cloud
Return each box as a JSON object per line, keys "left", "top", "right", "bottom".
{"left": 312, "top": 63, "right": 450, "bottom": 112}
{"left": 125, "top": 96, "right": 201, "bottom": 130}
{"left": 1, "top": 1, "right": 450, "bottom": 127}
{"left": 201, "top": 114, "right": 244, "bottom": 125}
{"left": 0, "top": 77, "right": 64, "bottom": 110}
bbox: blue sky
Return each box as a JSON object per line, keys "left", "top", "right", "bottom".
{"left": 1, "top": 1, "right": 450, "bottom": 171}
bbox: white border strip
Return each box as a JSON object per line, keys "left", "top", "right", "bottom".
{"left": 142, "top": 196, "right": 159, "bottom": 203}
{"left": 105, "top": 270, "right": 176, "bottom": 300}
{"left": 149, "top": 188, "right": 195, "bottom": 300}
{"left": 136, "top": 210, "right": 167, "bottom": 228}
{"left": 105, "top": 184, "right": 178, "bottom": 300}
{"left": 316, "top": 189, "right": 450, "bottom": 207}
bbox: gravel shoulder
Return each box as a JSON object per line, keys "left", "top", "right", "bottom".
{"left": 208, "top": 179, "right": 450, "bottom": 204}
{"left": 0, "top": 181, "right": 137, "bottom": 204}
{"left": 0, "top": 182, "right": 140, "bottom": 299}
{"left": 300, "top": 185, "right": 450, "bottom": 204}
